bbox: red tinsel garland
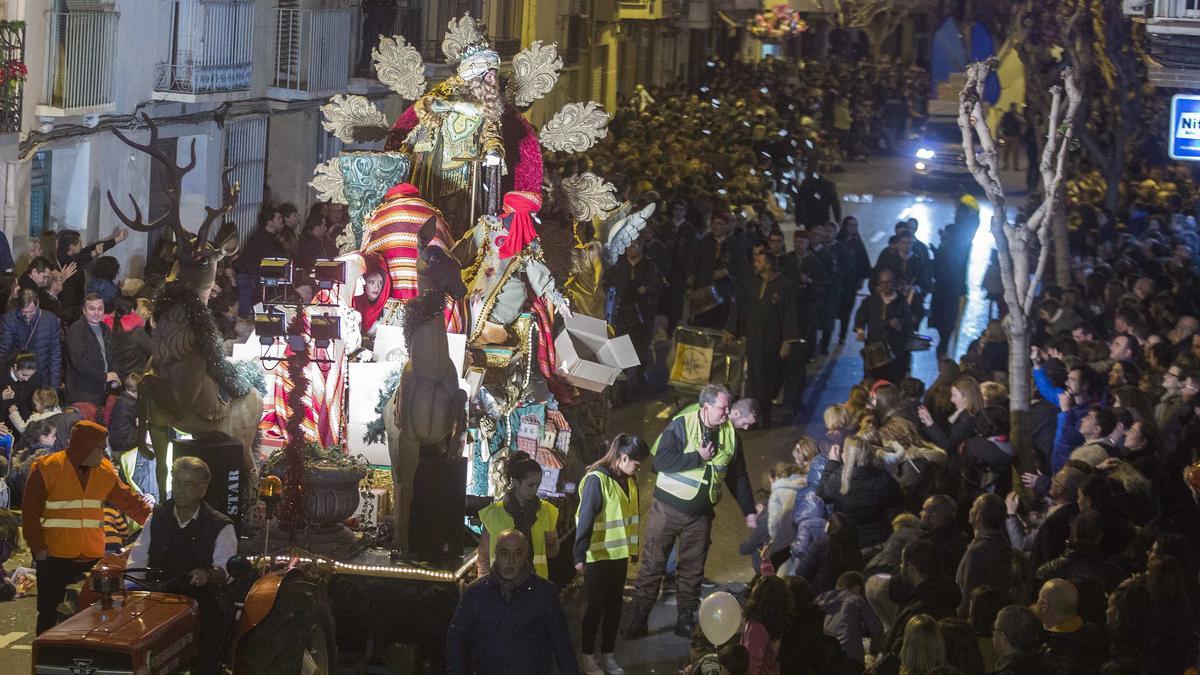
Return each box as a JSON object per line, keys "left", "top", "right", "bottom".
{"left": 277, "top": 313, "right": 311, "bottom": 526}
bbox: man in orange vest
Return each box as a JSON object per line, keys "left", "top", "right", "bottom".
{"left": 22, "top": 420, "right": 152, "bottom": 633}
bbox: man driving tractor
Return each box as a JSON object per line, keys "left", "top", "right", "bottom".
{"left": 127, "top": 456, "right": 236, "bottom": 675}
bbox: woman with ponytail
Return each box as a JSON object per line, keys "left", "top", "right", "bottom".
{"left": 477, "top": 451, "right": 560, "bottom": 579}
{"left": 574, "top": 434, "right": 649, "bottom": 675}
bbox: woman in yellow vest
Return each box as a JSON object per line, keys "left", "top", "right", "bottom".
{"left": 574, "top": 434, "right": 649, "bottom": 675}
{"left": 478, "top": 451, "right": 559, "bottom": 578}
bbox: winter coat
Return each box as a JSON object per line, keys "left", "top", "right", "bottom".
{"left": 64, "top": 319, "right": 114, "bottom": 406}
{"left": 110, "top": 319, "right": 152, "bottom": 381}
{"left": 108, "top": 393, "right": 139, "bottom": 455}
{"left": 955, "top": 531, "right": 1014, "bottom": 617}
{"left": 767, "top": 474, "right": 805, "bottom": 555}
{"left": 888, "top": 441, "right": 948, "bottom": 512}
{"left": 0, "top": 307, "right": 62, "bottom": 389}
{"left": 789, "top": 492, "right": 829, "bottom": 579}
{"left": 817, "top": 461, "right": 902, "bottom": 547}
{"left": 923, "top": 410, "right": 976, "bottom": 453}
{"left": 1034, "top": 543, "right": 1126, "bottom": 592}
{"left": 445, "top": 574, "right": 578, "bottom": 675}
{"left": 816, "top": 588, "right": 884, "bottom": 664}
{"left": 26, "top": 408, "right": 80, "bottom": 453}
{"left": 988, "top": 650, "right": 1051, "bottom": 675}
{"left": 880, "top": 575, "right": 962, "bottom": 660}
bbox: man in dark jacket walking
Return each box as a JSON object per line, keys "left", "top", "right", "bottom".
{"left": 65, "top": 295, "right": 117, "bottom": 407}
{"left": 726, "top": 250, "right": 800, "bottom": 428}
{"left": 0, "top": 290, "right": 62, "bottom": 388}
{"left": 956, "top": 494, "right": 1013, "bottom": 617}
{"left": 792, "top": 170, "right": 841, "bottom": 228}
{"left": 446, "top": 529, "right": 578, "bottom": 675}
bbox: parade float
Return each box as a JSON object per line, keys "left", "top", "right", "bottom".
{"left": 69, "top": 14, "right": 651, "bottom": 671}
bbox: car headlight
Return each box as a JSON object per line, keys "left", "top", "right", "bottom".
{"left": 914, "top": 161, "right": 927, "bottom": 172}
{"left": 915, "top": 148, "right": 936, "bottom": 160}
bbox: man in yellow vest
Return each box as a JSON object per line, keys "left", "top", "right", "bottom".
{"left": 624, "top": 384, "right": 757, "bottom": 639}
{"left": 22, "top": 420, "right": 152, "bottom": 634}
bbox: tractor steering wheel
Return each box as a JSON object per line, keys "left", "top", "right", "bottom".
{"left": 119, "top": 567, "right": 183, "bottom": 592}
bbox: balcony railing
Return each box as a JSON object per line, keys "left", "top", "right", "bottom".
{"left": 273, "top": 7, "right": 356, "bottom": 94}
{"left": 1156, "top": 0, "right": 1200, "bottom": 19}
{"left": 44, "top": 11, "right": 118, "bottom": 112}
{"left": 156, "top": 0, "right": 254, "bottom": 95}
{"left": 0, "top": 21, "right": 26, "bottom": 133}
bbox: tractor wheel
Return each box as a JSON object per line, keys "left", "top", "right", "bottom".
{"left": 235, "top": 577, "right": 337, "bottom": 675}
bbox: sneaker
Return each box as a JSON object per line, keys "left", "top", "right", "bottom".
{"left": 580, "top": 654, "right": 605, "bottom": 675}
{"left": 599, "top": 653, "right": 626, "bottom": 674}
{"left": 700, "top": 577, "right": 717, "bottom": 589}
{"left": 674, "top": 611, "right": 697, "bottom": 638}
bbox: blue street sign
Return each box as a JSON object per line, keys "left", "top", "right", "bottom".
{"left": 1170, "top": 94, "right": 1200, "bottom": 161}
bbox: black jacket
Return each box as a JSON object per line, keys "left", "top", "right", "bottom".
{"left": 880, "top": 575, "right": 962, "bottom": 658}
{"left": 988, "top": 650, "right": 1051, "bottom": 675}
{"left": 1035, "top": 543, "right": 1126, "bottom": 592}
{"left": 147, "top": 499, "right": 233, "bottom": 578}
{"left": 233, "top": 227, "right": 286, "bottom": 276}
{"left": 817, "top": 461, "right": 902, "bottom": 547}
{"left": 111, "top": 325, "right": 152, "bottom": 382}
{"left": 1040, "top": 622, "right": 1106, "bottom": 675}
{"left": 108, "top": 393, "right": 139, "bottom": 455}
{"left": 64, "top": 319, "right": 114, "bottom": 405}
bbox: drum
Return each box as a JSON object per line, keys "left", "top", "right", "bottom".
{"left": 686, "top": 285, "right": 723, "bottom": 318}
{"left": 669, "top": 325, "right": 747, "bottom": 395}
{"left": 862, "top": 341, "right": 896, "bottom": 371}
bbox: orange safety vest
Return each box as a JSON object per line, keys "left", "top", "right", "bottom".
{"left": 37, "top": 452, "right": 117, "bottom": 560}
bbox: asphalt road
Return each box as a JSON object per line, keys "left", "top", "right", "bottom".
{"left": 0, "top": 154, "right": 1027, "bottom": 673}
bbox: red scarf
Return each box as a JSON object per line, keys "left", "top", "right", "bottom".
{"left": 353, "top": 254, "right": 392, "bottom": 334}
{"left": 497, "top": 191, "right": 541, "bottom": 260}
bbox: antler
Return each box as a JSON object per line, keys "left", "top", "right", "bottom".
{"left": 196, "top": 166, "right": 239, "bottom": 247}
{"left": 106, "top": 113, "right": 198, "bottom": 256}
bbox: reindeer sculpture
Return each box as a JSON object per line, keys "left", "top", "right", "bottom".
{"left": 107, "top": 114, "right": 264, "bottom": 500}
{"left": 383, "top": 216, "right": 468, "bottom": 555}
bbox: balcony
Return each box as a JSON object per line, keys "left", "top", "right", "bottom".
{"left": 0, "top": 21, "right": 26, "bottom": 134}
{"left": 1147, "top": 0, "right": 1200, "bottom": 87}
{"left": 271, "top": 7, "right": 357, "bottom": 98}
{"left": 155, "top": 0, "right": 254, "bottom": 100}
{"left": 41, "top": 11, "right": 118, "bottom": 115}
{"left": 617, "top": 0, "right": 665, "bottom": 20}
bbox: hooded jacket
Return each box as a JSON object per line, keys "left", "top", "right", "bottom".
{"left": 816, "top": 588, "right": 884, "bottom": 664}
{"left": 767, "top": 473, "right": 805, "bottom": 555}
{"left": 881, "top": 574, "right": 962, "bottom": 659}
{"left": 21, "top": 421, "right": 150, "bottom": 559}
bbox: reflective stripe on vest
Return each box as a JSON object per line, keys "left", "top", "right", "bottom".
{"left": 578, "top": 471, "right": 640, "bottom": 563}
{"left": 479, "top": 499, "right": 559, "bottom": 578}
{"left": 37, "top": 452, "right": 117, "bottom": 560}
{"left": 654, "top": 412, "right": 737, "bottom": 505}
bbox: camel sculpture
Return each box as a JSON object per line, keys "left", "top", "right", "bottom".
{"left": 383, "top": 217, "right": 467, "bottom": 555}
{"left": 107, "top": 114, "right": 265, "bottom": 501}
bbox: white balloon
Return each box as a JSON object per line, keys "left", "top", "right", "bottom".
{"left": 698, "top": 591, "right": 742, "bottom": 646}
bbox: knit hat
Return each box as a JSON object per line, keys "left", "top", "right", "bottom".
{"left": 67, "top": 420, "right": 109, "bottom": 464}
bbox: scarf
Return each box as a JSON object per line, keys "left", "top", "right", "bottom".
{"left": 503, "top": 493, "right": 541, "bottom": 565}
{"left": 490, "top": 560, "right": 533, "bottom": 601}
{"left": 352, "top": 253, "right": 392, "bottom": 334}
{"left": 497, "top": 191, "right": 541, "bottom": 259}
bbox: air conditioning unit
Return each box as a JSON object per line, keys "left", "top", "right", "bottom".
{"left": 1123, "top": 0, "right": 1147, "bottom": 15}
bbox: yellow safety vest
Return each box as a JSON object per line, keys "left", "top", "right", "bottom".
{"left": 479, "top": 499, "right": 559, "bottom": 578}
{"left": 654, "top": 412, "right": 737, "bottom": 505}
{"left": 650, "top": 404, "right": 699, "bottom": 455}
{"left": 578, "top": 470, "right": 639, "bottom": 563}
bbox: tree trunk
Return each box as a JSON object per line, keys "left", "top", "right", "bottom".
{"left": 1053, "top": 210, "right": 1070, "bottom": 289}
{"left": 1005, "top": 305, "right": 1035, "bottom": 474}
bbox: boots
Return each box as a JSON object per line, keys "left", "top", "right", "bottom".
{"left": 621, "top": 602, "right": 651, "bottom": 640}
{"left": 674, "top": 609, "right": 697, "bottom": 638}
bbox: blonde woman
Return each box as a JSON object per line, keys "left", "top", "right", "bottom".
{"left": 817, "top": 435, "right": 901, "bottom": 547}
{"left": 918, "top": 375, "right": 983, "bottom": 453}
{"left": 899, "top": 614, "right": 946, "bottom": 675}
